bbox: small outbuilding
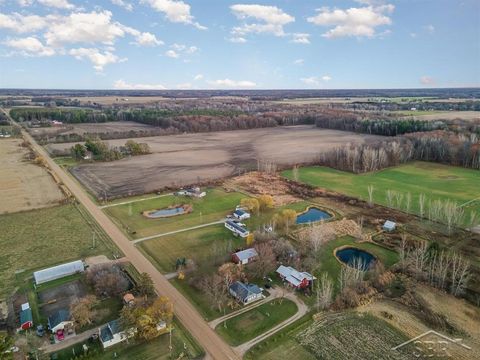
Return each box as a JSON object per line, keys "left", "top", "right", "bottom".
{"left": 33, "top": 260, "right": 85, "bottom": 285}
{"left": 383, "top": 220, "right": 396, "bottom": 232}
{"left": 229, "top": 281, "right": 263, "bottom": 305}
{"left": 123, "top": 293, "right": 135, "bottom": 306}
{"left": 232, "top": 248, "right": 258, "bottom": 265}
{"left": 19, "top": 303, "right": 33, "bottom": 330}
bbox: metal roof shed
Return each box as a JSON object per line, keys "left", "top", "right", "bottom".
{"left": 33, "top": 260, "right": 85, "bottom": 285}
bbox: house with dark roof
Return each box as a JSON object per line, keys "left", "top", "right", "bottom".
{"left": 229, "top": 281, "right": 264, "bottom": 305}
{"left": 225, "top": 220, "right": 250, "bottom": 238}
{"left": 233, "top": 208, "right": 250, "bottom": 221}
{"left": 19, "top": 303, "right": 33, "bottom": 330}
{"left": 99, "top": 319, "right": 129, "bottom": 349}
{"left": 48, "top": 310, "right": 73, "bottom": 333}
{"left": 232, "top": 248, "right": 258, "bottom": 265}
{"left": 276, "top": 265, "right": 316, "bottom": 289}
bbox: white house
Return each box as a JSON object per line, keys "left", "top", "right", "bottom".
{"left": 225, "top": 220, "right": 249, "bottom": 238}
{"left": 48, "top": 310, "right": 74, "bottom": 333}
{"left": 232, "top": 248, "right": 258, "bottom": 265}
{"left": 233, "top": 208, "right": 250, "bottom": 221}
{"left": 99, "top": 320, "right": 130, "bottom": 349}
{"left": 229, "top": 281, "right": 264, "bottom": 305}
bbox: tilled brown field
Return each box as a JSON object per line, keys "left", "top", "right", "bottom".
{"left": 68, "top": 126, "right": 383, "bottom": 198}
{"left": 0, "top": 139, "right": 64, "bottom": 213}
{"left": 33, "top": 121, "right": 154, "bottom": 138}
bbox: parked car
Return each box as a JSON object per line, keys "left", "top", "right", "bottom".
{"left": 36, "top": 325, "right": 45, "bottom": 337}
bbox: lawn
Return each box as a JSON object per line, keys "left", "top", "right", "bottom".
{"left": 316, "top": 236, "right": 399, "bottom": 292}
{"left": 0, "top": 204, "right": 120, "bottom": 299}
{"left": 215, "top": 299, "right": 298, "bottom": 346}
{"left": 283, "top": 162, "right": 480, "bottom": 222}
{"left": 104, "top": 187, "right": 245, "bottom": 239}
{"left": 52, "top": 319, "right": 204, "bottom": 360}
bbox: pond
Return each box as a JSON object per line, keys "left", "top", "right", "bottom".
{"left": 144, "top": 206, "right": 187, "bottom": 218}
{"left": 336, "top": 247, "right": 376, "bottom": 270}
{"left": 296, "top": 207, "right": 331, "bottom": 224}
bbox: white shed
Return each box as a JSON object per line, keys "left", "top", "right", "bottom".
{"left": 383, "top": 220, "right": 396, "bottom": 232}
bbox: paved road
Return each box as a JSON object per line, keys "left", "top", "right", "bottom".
{"left": 132, "top": 220, "right": 225, "bottom": 244}
{"left": 4, "top": 109, "right": 239, "bottom": 360}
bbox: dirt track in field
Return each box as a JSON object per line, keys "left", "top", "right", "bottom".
{"left": 0, "top": 139, "right": 64, "bottom": 214}
{"left": 66, "top": 126, "right": 384, "bottom": 198}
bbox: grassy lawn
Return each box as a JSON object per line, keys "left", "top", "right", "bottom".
{"left": 104, "top": 187, "right": 245, "bottom": 239}
{"left": 215, "top": 299, "right": 298, "bottom": 346}
{"left": 283, "top": 162, "right": 480, "bottom": 222}
{"left": 316, "top": 236, "right": 399, "bottom": 292}
{"left": 0, "top": 204, "right": 119, "bottom": 299}
{"left": 52, "top": 320, "right": 204, "bottom": 360}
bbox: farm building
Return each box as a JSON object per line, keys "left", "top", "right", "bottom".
{"left": 176, "top": 187, "right": 206, "bottom": 198}
{"left": 276, "top": 265, "right": 316, "bottom": 289}
{"left": 19, "top": 303, "right": 33, "bottom": 330}
{"left": 225, "top": 220, "right": 250, "bottom": 238}
{"left": 48, "top": 309, "right": 74, "bottom": 333}
{"left": 232, "top": 248, "right": 258, "bottom": 265}
{"left": 229, "top": 281, "right": 263, "bottom": 305}
{"left": 233, "top": 208, "right": 250, "bottom": 221}
{"left": 99, "top": 319, "right": 130, "bottom": 349}
{"left": 33, "top": 260, "right": 85, "bottom": 285}
{"left": 383, "top": 220, "right": 396, "bottom": 232}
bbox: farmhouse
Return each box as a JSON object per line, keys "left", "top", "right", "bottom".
{"left": 232, "top": 248, "right": 258, "bottom": 265}
{"left": 48, "top": 309, "right": 74, "bottom": 333}
{"left": 33, "top": 260, "right": 85, "bottom": 285}
{"left": 225, "top": 220, "right": 250, "bottom": 238}
{"left": 229, "top": 281, "right": 263, "bottom": 305}
{"left": 19, "top": 303, "right": 33, "bottom": 330}
{"left": 233, "top": 208, "right": 250, "bottom": 221}
{"left": 383, "top": 220, "right": 396, "bottom": 232}
{"left": 276, "top": 265, "right": 316, "bottom": 289}
{"left": 99, "top": 319, "right": 130, "bottom": 349}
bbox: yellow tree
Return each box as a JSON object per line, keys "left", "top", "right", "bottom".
{"left": 240, "top": 198, "right": 260, "bottom": 214}
{"left": 258, "top": 195, "right": 274, "bottom": 212}
{"left": 246, "top": 233, "right": 255, "bottom": 247}
{"left": 281, "top": 209, "right": 297, "bottom": 233}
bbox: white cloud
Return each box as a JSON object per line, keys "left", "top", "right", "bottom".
{"left": 300, "top": 75, "right": 332, "bottom": 86}
{"left": 17, "top": 0, "right": 34, "bottom": 6}
{"left": 193, "top": 73, "right": 203, "bottom": 80}
{"left": 123, "top": 27, "right": 163, "bottom": 46}
{"left": 172, "top": 43, "right": 197, "bottom": 53}
{"left": 307, "top": 3, "right": 394, "bottom": 38}
{"left": 0, "top": 12, "right": 49, "bottom": 33}
{"left": 420, "top": 76, "right": 436, "bottom": 86}
{"left": 293, "top": 58, "right": 304, "bottom": 65}
{"left": 322, "top": 75, "right": 332, "bottom": 82}
{"left": 176, "top": 82, "right": 192, "bottom": 89}
{"left": 291, "top": 33, "right": 310, "bottom": 44}
{"left": 208, "top": 78, "right": 256, "bottom": 88}
{"left": 38, "top": 0, "right": 74, "bottom": 9}
{"left": 410, "top": 32, "right": 417, "bottom": 38}
{"left": 113, "top": 79, "right": 166, "bottom": 89}
{"left": 228, "top": 36, "right": 247, "bottom": 43}
{"left": 142, "top": 0, "right": 206, "bottom": 29}
{"left": 69, "top": 48, "right": 125, "bottom": 71}
{"left": 424, "top": 24, "right": 435, "bottom": 34}
{"left": 111, "top": 0, "right": 133, "bottom": 11}
{"left": 3, "top": 36, "right": 55, "bottom": 56}
{"left": 165, "top": 49, "right": 179, "bottom": 58}
{"left": 230, "top": 4, "right": 294, "bottom": 38}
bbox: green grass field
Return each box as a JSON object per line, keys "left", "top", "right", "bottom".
{"left": 104, "top": 188, "right": 245, "bottom": 239}
{"left": 283, "top": 162, "right": 480, "bottom": 221}
{"left": 0, "top": 204, "right": 119, "bottom": 299}
{"left": 216, "top": 299, "right": 298, "bottom": 346}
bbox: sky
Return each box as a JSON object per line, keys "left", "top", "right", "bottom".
{"left": 0, "top": 0, "right": 479, "bottom": 89}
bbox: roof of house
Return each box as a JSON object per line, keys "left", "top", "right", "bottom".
{"left": 100, "top": 319, "right": 122, "bottom": 343}
{"left": 383, "top": 220, "right": 396, "bottom": 229}
{"left": 225, "top": 220, "right": 248, "bottom": 234}
{"left": 233, "top": 248, "right": 258, "bottom": 262}
{"left": 234, "top": 209, "right": 248, "bottom": 216}
{"left": 21, "top": 303, "right": 30, "bottom": 311}
{"left": 48, "top": 310, "right": 70, "bottom": 329}
{"left": 276, "top": 265, "right": 316, "bottom": 286}
{"left": 34, "top": 260, "right": 84, "bottom": 285}
{"left": 20, "top": 308, "right": 33, "bottom": 325}
{"left": 229, "top": 281, "right": 262, "bottom": 301}
{"left": 123, "top": 293, "right": 135, "bottom": 303}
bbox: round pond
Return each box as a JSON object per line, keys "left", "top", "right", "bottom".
{"left": 336, "top": 247, "right": 376, "bottom": 270}
{"left": 296, "top": 207, "right": 331, "bottom": 224}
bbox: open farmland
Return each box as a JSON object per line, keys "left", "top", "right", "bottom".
{"left": 400, "top": 110, "right": 480, "bottom": 121}
{"left": 32, "top": 121, "right": 154, "bottom": 138}
{"left": 0, "top": 138, "right": 64, "bottom": 214}
{"left": 63, "top": 126, "right": 383, "bottom": 198}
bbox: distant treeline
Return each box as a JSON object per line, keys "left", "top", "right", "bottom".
{"left": 314, "top": 109, "right": 444, "bottom": 136}
{"left": 71, "top": 138, "right": 151, "bottom": 162}
{"left": 318, "top": 131, "right": 480, "bottom": 172}
{"left": 344, "top": 100, "right": 480, "bottom": 112}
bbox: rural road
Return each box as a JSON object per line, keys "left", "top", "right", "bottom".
{"left": 4, "top": 109, "right": 240, "bottom": 360}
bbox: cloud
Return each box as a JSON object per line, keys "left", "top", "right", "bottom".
{"left": 37, "top": 0, "right": 74, "bottom": 9}
{"left": 208, "top": 78, "right": 256, "bottom": 88}
{"left": 410, "top": 32, "right": 417, "bottom": 38}
{"left": 291, "top": 33, "right": 310, "bottom": 44}
{"left": 123, "top": 27, "right": 163, "bottom": 46}
{"left": 165, "top": 49, "right": 179, "bottom": 58}
{"left": 300, "top": 75, "right": 332, "bottom": 86}
{"left": 420, "top": 76, "right": 436, "bottom": 86}
{"left": 176, "top": 82, "right": 192, "bottom": 89}
{"left": 193, "top": 73, "right": 203, "bottom": 80}
{"left": 113, "top": 79, "right": 166, "bottom": 89}
{"left": 111, "top": 0, "right": 133, "bottom": 11}
{"left": 69, "top": 48, "right": 125, "bottom": 71}
{"left": 322, "top": 75, "right": 332, "bottom": 81}
{"left": 424, "top": 24, "right": 435, "bottom": 34}
{"left": 165, "top": 43, "right": 197, "bottom": 59}
{"left": 293, "top": 58, "right": 304, "bottom": 65}
{"left": 142, "top": 0, "right": 206, "bottom": 29}
{"left": 3, "top": 36, "right": 55, "bottom": 56}
{"left": 0, "top": 12, "right": 49, "bottom": 33}
{"left": 17, "top": 0, "right": 34, "bottom": 6}
{"left": 230, "top": 4, "right": 294, "bottom": 38}
{"left": 228, "top": 36, "right": 247, "bottom": 43}
{"left": 307, "top": 3, "right": 394, "bottom": 38}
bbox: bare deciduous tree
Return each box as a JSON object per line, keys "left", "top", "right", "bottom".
{"left": 316, "top": 273, "right": 334, "bottom": 311}
{"left": 367, "top": 185, "right": 374, "bottom": 206}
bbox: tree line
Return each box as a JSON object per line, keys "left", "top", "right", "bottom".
{"left": 71, "top": 138, "right": 151, "bottom": 161}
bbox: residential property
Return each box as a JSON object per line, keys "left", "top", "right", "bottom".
{"left": 123, "top": 293, "right": 135, "bottom": 306}
{"left": 99, "top": 319, "right": 130, "bottom": 349}
{"left": 176, "top": 187, "right": 206, "bottom": 198}
{"left": 229, "top": 281, "right": 264, "bottom": 305}
{"left": 383, "top": 220, "right": 396, "bottom": 232}
{"left": 232, "top": 248, "right": 258, "bottom": 265}
{"left": 233, "top": 208, "right": 250, "bottom": 221}
{"left": 276, "top": 265, "right": 316, "bottom": 289}
{"left": 33, "top": 260, "right": 85, "bottom": 285}
{"left": 225, "top": 220, "right": 250, "bottom": 238}
{"left": 19, "top": 303, "right": 33, "bottom": 330}
{"left": 48, "top": 310, "right": 74, "bottom": 333}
